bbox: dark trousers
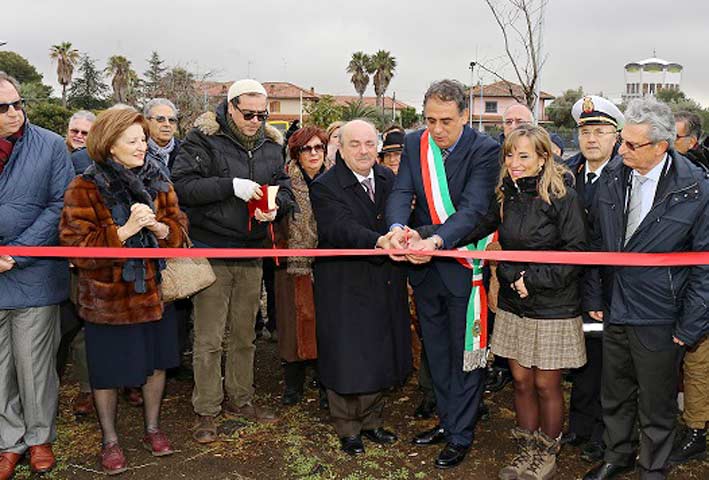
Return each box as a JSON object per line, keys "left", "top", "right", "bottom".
{"left": 418, "top": 345, "right": 436, "bottom": 404}
{"left": 327, "top": 389, "right": 384, "bottom": 437}
{"left": 569, "top": 335, "right": 604, "bottom": 442}
{"left": 602, "top": 324, "right": 682, "bottom": 477}
{"left": 56, "top": 300, "right": 82, "bottom": 379}
{"left": 414, "top": 268, "right": 484, "bottom": 446}
{"left": 255, "top": 258, "right": 277, "bottom": 333}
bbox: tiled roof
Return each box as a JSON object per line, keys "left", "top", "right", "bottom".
{"left": 331, "top": 95, "right": 413, "bottom": 110}
{"left": 471, "top": 80, "right": 554, "bottom": 100}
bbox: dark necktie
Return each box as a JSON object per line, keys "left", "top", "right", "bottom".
{"left": 586, "top": 172, "right": 597, "bottom": 184}
{"left": 361, "top": 178, "right": 374, "bottom": 202}
{"left": 441, "top": 149, "right": 450, "bottom": 161}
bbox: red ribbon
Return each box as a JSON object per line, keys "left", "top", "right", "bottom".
{"left": 1, "top": 246, "right": 708, "bottom": 267}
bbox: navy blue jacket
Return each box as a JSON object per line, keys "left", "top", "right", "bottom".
{"left": 385, "top": 126, "right": 500, "bottom": 296}
{"left": 0, "top": 120, "right": 74, "bottom": 309}
{"left": 70, "top": 147, "right": 91, "bottom": 175}
{"left": 584, "top": 152, "right": 709, "bottom": 346}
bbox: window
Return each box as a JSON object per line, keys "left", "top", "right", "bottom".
{"left": 485, "top": 101, "right": 497, "bottom": 113}
{"left": 269, "top": 101, "right": 281, "bottom": 113}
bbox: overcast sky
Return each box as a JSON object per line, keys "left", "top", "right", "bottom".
{"left": 6, "top": 0, "right": 709, "bottom": 109}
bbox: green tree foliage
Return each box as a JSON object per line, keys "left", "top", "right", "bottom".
{"left": 26, "top": 101, "right": 72, "bottom": 135}
{"left": 143, "top": 51, "right": 167, "bottom": 100}
{"left": 49, "top": 42, "right": 80, "bottom": 107}
{"left": 339, "top": 99, "right": 378, "bottom": 122}
{"left": 656, "top": 88, "right": 686, "bottom": 104}
{"left": 546, "top": 87, "right": 584, "bottom": 128}
{"left": 68, "top": 54, "right": 110, "bottom": 110}
{"left": 370, "top": 50, "right": 397, "bottom": 114}
{"left": 399, "top": 107, "right": 419, "bottom": 129}
{"left": 106, "top": 55, "right": 136, "bottom": 104}
{"left": 305, "top": 95, "right": 342, "bottom": 129}
{"left": 346, "top": 52, "right": 373, "bottom": 99}
{"left": 0, "top": 51, "right": 43, "bottom": 84}
{"left": 21, "top": 82, "right": 53, "bottom": 101}
{"left": 159, "top": 66, "right": 202, "bottom": 136}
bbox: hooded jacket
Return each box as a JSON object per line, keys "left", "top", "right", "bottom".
{"left": 171, "top": 100, "right": 294, "bottom": 247}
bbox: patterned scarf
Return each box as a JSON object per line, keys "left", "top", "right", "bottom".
{"left": 0, "top": 125, "right": 24, "bottom": 175}
{"left": 83, "top": 156, "right": 171, "bottom": 293}
{"left": 284, "top": 161, "right": 328, "bottom": 275}
{"left": 147, "top": 137, "right": 176, "bottom": 167}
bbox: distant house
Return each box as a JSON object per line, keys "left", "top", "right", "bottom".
{"left": 469, "top": 81, "right": 554, "bottom": 130}
{"left": 195, "top": 80, "right": 414, "bottom": 123}
{"left": 622, "top": 56, "right": 683, "bottom": 102}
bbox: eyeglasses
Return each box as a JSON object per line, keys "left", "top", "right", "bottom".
{"left": 234, "top": 104, "right": 269, "bottom": 122}
{"left": 300, "top": 144, "right": 324, "bottom": 154}
{"left": 676, "top": 134, "right": 692, "bottom": 140}
{"left": 69, "top": 128, "right": 89, "bottom": 136}
{"left": 622, "top": 140, "right": 654, "bottom": 151}
{"left": 0, "top": 99, "right": 24, "bottom": 114}
{"left": 504, "top": 119, "right": 531, "bottom": 127}
{"left": 147, "top": 115, "right": 178, "bottom": 125}
{"left": 579, "top": 129, "right": 617, "bottom": 138}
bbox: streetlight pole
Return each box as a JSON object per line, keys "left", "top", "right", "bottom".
{"left": 469, "top": 62, "right": 476, "bottom": 128}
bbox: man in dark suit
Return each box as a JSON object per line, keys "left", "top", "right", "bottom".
{"left": 583, "top": 97, "right": 709, "bottom": 480}
{"left": 563, "top": 96, "right": 624, "bottom": 463}
{"left": 385, "top": 79, "right": 500, "bottom": 469}
{"left": 310, "top": 120, "right": 412, "bottom": 456}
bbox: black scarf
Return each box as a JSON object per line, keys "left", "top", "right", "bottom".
{"left": 83, "top": 156, "right": 171, "bottom": 293}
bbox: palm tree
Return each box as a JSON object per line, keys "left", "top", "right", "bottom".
{"left": 49, "top": 42, "right": 80, "bottom": 107}
{"left": 370, "top": 50, "right": 397, "bottom": 114}
{"left": 340, "top": 100, "right": 378, "bottom": 122}
{"left": 346, "top": 51, "right": 373, "bottom": 99}
{"left": 106, "top": 55, "right": 135, "bottom": 104}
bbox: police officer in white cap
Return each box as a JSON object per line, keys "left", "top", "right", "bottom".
{"left": 563, "top": 95, "right": 624, "bottom": 462}
{"left": 172, "top": 80, "right": 294, "bottom": 441}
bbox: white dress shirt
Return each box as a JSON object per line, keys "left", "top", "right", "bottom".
{"left": 352, "top": 169, "right": 375, "bottom": 195}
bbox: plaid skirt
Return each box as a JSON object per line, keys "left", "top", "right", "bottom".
{"left": 491, "top": 309, "right": 586, "bottom": 370}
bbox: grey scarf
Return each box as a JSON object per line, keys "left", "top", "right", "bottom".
{"left": 147, "top": 137, "right": 176, "bottom": 166}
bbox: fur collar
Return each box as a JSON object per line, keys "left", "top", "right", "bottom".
{"left": 193, "top": 110, "right": 284, "bottom": 145}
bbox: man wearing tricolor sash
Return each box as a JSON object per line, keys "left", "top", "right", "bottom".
{"left": 386, "top": 79, "right": 500, "bottom": 469}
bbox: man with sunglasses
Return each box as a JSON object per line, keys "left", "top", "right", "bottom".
{"left": 583, "top": 97, "right": 709, "bottom": 480}
{"left": 562, "top": 96, "right": 624, "bottom": 464}
{"left": 0, "top": 72, "right": 74, "bottom": 479}
{"left": 144, "top": 98, "right": 181, "bottom": 173}
{"left": 64, "top": 110, "right": 95, "bottom": 174}
{"left": 172, "top": 79, "right": 294, "bottom": 443}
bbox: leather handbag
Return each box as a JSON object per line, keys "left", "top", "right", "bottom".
{"left": 161, "top": 228, "right": 216, "bottom": 303}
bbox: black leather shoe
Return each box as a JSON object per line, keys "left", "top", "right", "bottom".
{"left": 412, "top": 425, "right": 447, "bottom": 446}
{"left": 581, "top": 440, "right": 605, "bottom": 463}
{"left": 362, "top": 428, "right": 397, "bottom": 445}
{"left": 561, "top": 431, "right": 587, "bottom": 446}
{"left": 583, "top": 462, "right": 635, "bottom": 480}
{"left": 485, "top": 366, "right": 512, "bottom": 393}
{"left": 339, "top": 435, "right": 365, "bottom": 455}
{"left": 281, "top": 388, "right": 302, "bottom": 406}
{"left": 669, "top": 427, "right": 706, "bottom": 464}
{"left": 475, "top": 401, "right": 489, "bottom": 422}
{"left": 414, "top": 397, "right": 436, "bottom": 419}
{"left": 434, "top": 442, "right": 470, "bottom": 469}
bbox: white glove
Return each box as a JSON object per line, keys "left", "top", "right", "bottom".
{"left": 232, "top": 178, "right": 261, "bottom": 202}
{"left": 254, "top": 207, "right": 277, "bottom": 222}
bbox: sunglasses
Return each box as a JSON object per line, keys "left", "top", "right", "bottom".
{"left": 234, "top": 104, "right": 269, "bottom": 121}
{"left": 622, "top": 140, "right": 654, "bottom": 151}
{"left": 0, "top": 99, "right": 24, "bottom": 114}
{"left": 147, "top": 115, "right": 178, "bottom": 125}
{"left": 69, "top": 128, "right": 90, "bottom": 136}
{"left": 300, "top": 144, "right": 325, "bottom": 154}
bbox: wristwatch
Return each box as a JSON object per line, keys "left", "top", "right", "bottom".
{"left": 430, "top": 234, "right": 444, "bottom": 250}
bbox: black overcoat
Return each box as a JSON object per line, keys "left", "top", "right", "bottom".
{"left": 310, "top": 157, "right": 411, "bottom": 395}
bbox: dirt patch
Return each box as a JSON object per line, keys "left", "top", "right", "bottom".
{"left": 14, "top": 340, "right": 707, "bottom": 479}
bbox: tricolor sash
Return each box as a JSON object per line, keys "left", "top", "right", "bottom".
{"left": 420, "top": 130, "right": 495, "bottom": 371}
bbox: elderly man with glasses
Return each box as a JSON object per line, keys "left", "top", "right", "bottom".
{"left": 0, "top": 72, "right": 74, "bottom": 480}
{"left": 65, "top": 110, "right": 96, "bottom": 174}
{"left": 144, "top": 98, "right": 181, "bottom": 173}
{"left": 583, "top": 97, "right": 709, "bottom": 480}
{"left": 172, "top": 79, "right": 294, "bottom": 443}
